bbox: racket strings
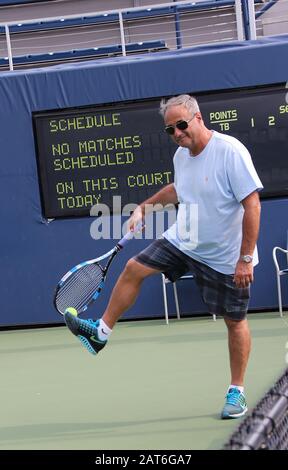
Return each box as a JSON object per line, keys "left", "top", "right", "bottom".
{"left": 56, "top": 264, "right": 103, "bottom": 313}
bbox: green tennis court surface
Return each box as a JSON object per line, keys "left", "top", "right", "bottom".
{"left": 0, "top": 312, "right": 287, "bottom": 450}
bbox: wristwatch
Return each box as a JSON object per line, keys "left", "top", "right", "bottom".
{"left": 240, "top": 255, "right": 253, "bottom": 263}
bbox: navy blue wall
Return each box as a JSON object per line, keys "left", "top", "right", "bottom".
{"left": 0, "top": 37, "right": 288, "bottom": 327}
{"left": 0, "top": 0, "right": 49, "bottom": 5}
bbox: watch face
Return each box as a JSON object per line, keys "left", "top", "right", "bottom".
{"left": 242, "top": 255, "right": 253, "bottom": 263}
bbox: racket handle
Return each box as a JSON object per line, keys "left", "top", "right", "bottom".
{"left": 118, "top": 224, "right": 143, "bottom": 248}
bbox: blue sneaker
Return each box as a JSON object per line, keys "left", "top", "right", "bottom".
{"left": 64, "top": 313, "right": 107, "bottom": 355}
{"left": 221, "top": 387, "right": 248, "bottom": 419}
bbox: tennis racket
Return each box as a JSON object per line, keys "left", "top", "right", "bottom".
{"left": 54, "top": 226, "right": 142, "bottom": 315}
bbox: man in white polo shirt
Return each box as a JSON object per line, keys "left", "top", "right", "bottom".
{"left": 65, "top": 94, "right": 263, "bottom": 419}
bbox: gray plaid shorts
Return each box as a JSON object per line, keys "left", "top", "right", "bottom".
{"left": 134, "top": 238, "right": 250, "bottom": 320}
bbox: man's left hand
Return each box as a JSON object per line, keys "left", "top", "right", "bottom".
{"left": 233, "top": 261, "right": 254, "bottom": 288}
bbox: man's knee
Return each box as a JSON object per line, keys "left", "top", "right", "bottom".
{"left": 124, "top": 258, "right": 159, "bottom": 281}
{"left": 224, "top": 316, "right": 249, "bottom": 331}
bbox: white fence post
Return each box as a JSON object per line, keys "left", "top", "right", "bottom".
{"left": 5, "top": 25, "right": 14, "bottom": 71}
{"left": 235, "top": 0, "right": 245, "bottom": 41}
{"left": 119, "top": 11, "right": 126, "bottom": 56}
{"left": 247, "top": 0, "right": 257, "bottom": 39}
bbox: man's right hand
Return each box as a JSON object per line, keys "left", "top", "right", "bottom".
{"left": 128, "top": 205, "right": 145, "bottom": 232}
{"left": 127, "top": 184, "right": 177, "bottom": 233}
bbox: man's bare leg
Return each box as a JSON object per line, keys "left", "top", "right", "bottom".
{"left": 102, "top": 259, "right": 160, "bottom": 329}
{"left": 224, "top": 317, "right": 251, "bottom": 386}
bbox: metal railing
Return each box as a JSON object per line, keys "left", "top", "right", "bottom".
{"left": 255, "top": 0, "right": 288, "bottom": 38}
{"left": 0, "top": 0, "right": 261, "bottom": 71}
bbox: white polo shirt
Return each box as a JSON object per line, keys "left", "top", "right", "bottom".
{"left": 163, "top": 131, "right": 263, "bottom": 274}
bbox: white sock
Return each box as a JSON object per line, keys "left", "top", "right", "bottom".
{"left": 229, "top": 384, "right": 244, "bottom": 394}
{"left": 98, "top": 318, "right": 112, "bottom": 341}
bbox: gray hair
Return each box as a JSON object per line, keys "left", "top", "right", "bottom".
{"left": 159, "top": 94, "right": 200, "bottom": 117}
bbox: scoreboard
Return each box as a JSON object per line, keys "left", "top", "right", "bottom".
{"left": 33, "top": 84, "right": 288, "bottom": 218}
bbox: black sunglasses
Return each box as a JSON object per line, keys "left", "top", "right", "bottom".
{"left": 164, "top": 117, "right": 194, "bottom": 135}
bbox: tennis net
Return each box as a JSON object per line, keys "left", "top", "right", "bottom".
{"left": 223, "top": 367, "right": 288, "bottom": 450}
